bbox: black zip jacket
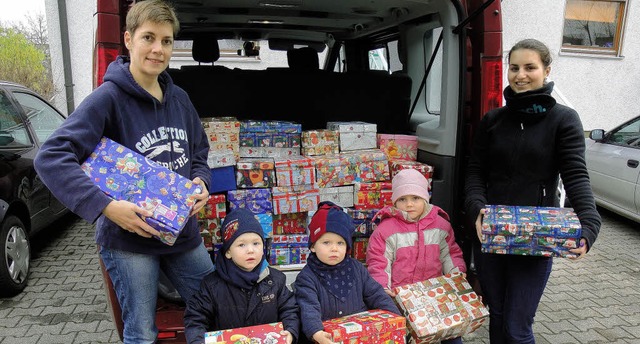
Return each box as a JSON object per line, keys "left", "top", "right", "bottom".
{"left": 184, "top": 267, "right": 299, "bottom": 344}
{"left": 464, "top": 82, "right": 600, "bottom": 249}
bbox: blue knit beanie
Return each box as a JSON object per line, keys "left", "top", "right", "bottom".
{"left": 220, "top": 208, "right": 265, "bottom": 253}
{"left": 308, "top": 201, "right": 355, "bottom": 249}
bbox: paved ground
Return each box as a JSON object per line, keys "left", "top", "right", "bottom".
{"left": 0, "top": 208, "right": 639, "bottom": 343}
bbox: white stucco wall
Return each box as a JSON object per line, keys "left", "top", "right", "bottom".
{"left": 45, "top": 0, "right": 95, "bottom": 115}
{"left": 502, "top": 0, "right": 639, "bottom": 131}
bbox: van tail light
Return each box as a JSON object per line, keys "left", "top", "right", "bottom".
{"left": 94, "top": 43, "right": 119, "bottom": 88}
{"left": 481, "top": 57, "right": 502, "bottom": 116}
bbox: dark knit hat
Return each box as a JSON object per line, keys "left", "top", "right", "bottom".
{"left": 220, "top": 208, "right": 264, "bottom": 252}
{"left": 308, "top": 201, "right": 354, "bottom": 249}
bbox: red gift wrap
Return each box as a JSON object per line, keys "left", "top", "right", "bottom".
{"left": 204, "top": 322, "right": 288, "bottom": 343}
{"left": 322, "top": 309, "right": 407, "bottom": 343}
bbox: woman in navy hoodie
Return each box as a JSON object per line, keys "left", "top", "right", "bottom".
{"left": 294, "top": 202, "right": 401, "bottom": 344}
{"left": 34, "top": 1, "right": 214, "bottom": 342}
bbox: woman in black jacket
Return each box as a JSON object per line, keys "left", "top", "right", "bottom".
{"left": 464, "top": 38, "right": 601, "bottom": 344}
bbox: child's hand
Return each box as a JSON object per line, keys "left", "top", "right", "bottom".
{"left": 568, "top": 238, "right": 588, "bottom": 260}
{"left": 312, "top": 330, "right": 334, "bottom": 344}
{"left": 384, "top": 288, "right": 397, "bottom": 298}
{"left": 475, "top": 208, "right": 486, "bottom": 241}
{"left": 281, "top": 330, "right": 293, "bottom": 344}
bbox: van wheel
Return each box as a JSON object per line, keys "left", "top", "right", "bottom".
{"left": 0, "top": 216, "right": 30, "bottom": 297}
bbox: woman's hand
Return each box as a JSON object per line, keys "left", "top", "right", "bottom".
{"left": 189, "top": 177, "right": 209, "bottom": 217}
{"left": 102, "top": 200, "right": 159, "bottom": 238}
{"left": 475, "top": 208, "right": 486, "bottom": 241}
{"left": 568, "top": 238, "right": 588, "bottom": 260}
{"left": 312, "top": 330, "right": 334, "bottom": 344}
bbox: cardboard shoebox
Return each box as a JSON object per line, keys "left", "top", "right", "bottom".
{"left": 377, "top": 134, "right": 418, "bottom": 161}
{"left": 346, "top": 208, "right": 379, "bottom": 237}
{"left": 318, "top": 185, "right": 355, "bottom": 208}
{"left": 353, "top": 181, "right": 393, "bottom": 210}
{"left": 197, "top": 194, "right": 226, "bottom": 219}
{"left": 327, "top": 121, "right": 377, "bottom": 151}
{"left": 239, "top": 121, "right": 302, "bottom": 158}
{"left": 274, "top": 155, "right": 316, "bottom": 187}
{"left": 227, "top": 189, "right": 273, "bottom": 214}
{"left": 202, "top": 117, "right": 240, "bottom": 167}
{"left": 389, "top": 159, "right": 434, "bottom": 192}
{"left": 272, "top": 212, "right": 308, "bottom": 235}
{"left": 271, "top": 185, "right": 320, "bottom": 215}
{"left": 81, "top": 137, "right": 202, "bottom": 246}
{"left": 394, "top": 272, "right": 489, "bottom": 344}
{"left": 322, "top": 309, "right": 407, "bottom": 343}
{"left": 301, "top": 129, "right": 340, "bottom": 156}
{"left": 204, "top": 322, "right": 287, "bottom": 344}
{"left": 481, "top": 205, "right": 582, "bottom": 258}
{"left": 313, "top": 149, "right": 390, "bottom": 188}
{"left": 236, "top": 158, "right": 276, "bottom": 188}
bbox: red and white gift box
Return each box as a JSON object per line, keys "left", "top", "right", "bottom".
{"left": 271, "top": 185, "right": 320, "bottom": 215}
{"left": 322, "top": 309, "right": 407, "bottom": 343}
{"left": 204, "top": 322, "right": 287, "bottom": 344}
{"left": 274, "top": 155, "right": 316, "bottom": 187}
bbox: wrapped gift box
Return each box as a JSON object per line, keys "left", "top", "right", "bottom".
{"left": 274, "top": 156, "right": 316, "bottom": 187}
{"left": 239, "top": 146, "right": 302, "bottom": 158}
{"left": 200, "top": 228, "right": 213, "bottom": 250}
{"left": 394, "top": 272, "right": 489, "bottom": 344}
{"left": 236, "top": 158, "right": 275, "bottom": 188}
{"left": 346, "top": 208, "right": 379, "bottom": 237}
{"left": 254, "top": 212, "right": 274, "bottom": 238}
{"left": 273, "top": 212, "right": 308, "bottom": 235}
{"left": 202, "top": 117, "right": 240, "bottom": 166}
{"left": 319, "top": 185, "right": 355, "bottom": 208}
{"left": 301, "top": 129, "right": 340, "bottom": 156}
{"left": 198, "top": 218, "right": 222, "bottom": 243}
{"left": 352, "top": 237, "right": 369, "bottom": 262}
{"left": 354, "top": 182, "right": 393, "bottom": 209}
{"left": 481, "top": 205, "right": 582, "bottom": 258}
{"left": 228, "top": 189, "right": 273, "bottom": 214}
{"left": 81, "top": 137, "right": 202, "bottom": 246}
{"left": 268, "top": 242, "right": 310, "bottom": 265}
{"left": 204, "top": 322, "right": 287, "bottom": 344}
{"left": 322, "top": 309, "right": 406, "bottom": 343}
{"left": 198, "top": 194, "right": 227, "bottom": 219}
{"left": 377, "top": 134, "right": 418, "bottom": 161}
{"left": 271, "top": 234, "right": 309, "bottom": 244}
{"left": 272, "top": 185, "right": 320, "bottom": 215}
{"left": 313, "top": 149, "right": 390, "bottom": 188}
{"left": 390, "top": 160, "right": 433, "bottom": 190}
{"left": 240, "top": 121, "right": 302, "bottom": 152}
{"left": 327, "top": 121, "right": 377, "bottom": 151}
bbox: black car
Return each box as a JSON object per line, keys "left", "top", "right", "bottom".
{"left": 0, "top": 80, "right": 68, "bottom": 297}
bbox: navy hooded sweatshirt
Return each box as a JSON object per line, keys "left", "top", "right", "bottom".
{"left": 34, "top": 56, "right": 211, "bottom": 254}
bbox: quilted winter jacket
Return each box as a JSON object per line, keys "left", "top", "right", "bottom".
{"left": 294, "top": 257, "right": 401, "bottom": 342}
{"left": 184, "top": 267, "right": 299, "bottom": 344}
{"left": 366, "top": 205, "right": 466, "bottom": 289}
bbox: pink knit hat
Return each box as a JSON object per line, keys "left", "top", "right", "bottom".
{"left": 391, "top": 169, "right": 430, "bottom": 204}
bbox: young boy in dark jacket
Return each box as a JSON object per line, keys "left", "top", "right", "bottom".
{"left": 294, "top": 202, "right": 401, "bottom": 344}
{"left": 184, "top": 208, "right": 299, "bottom": 344}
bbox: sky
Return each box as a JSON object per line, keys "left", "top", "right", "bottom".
{"left": 0, "top": 0, "right": 46, "bottom": 24}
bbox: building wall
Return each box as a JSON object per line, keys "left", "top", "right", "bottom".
{"left": 45, "top": 0, "right": 95, "bottom": 115}
{"left": 502, "top": 0, "right": 640, "bottom": 130}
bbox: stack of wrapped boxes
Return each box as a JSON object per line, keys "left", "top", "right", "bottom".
{"left": 197, "top": 119, "right": 435, "bottom": 269}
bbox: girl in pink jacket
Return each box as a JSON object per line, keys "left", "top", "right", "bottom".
{"left": 366, "top": 168, "right": 466, "bottom": 293}
{"left": 366, "top": 169, "right": 467, "bottom": 343}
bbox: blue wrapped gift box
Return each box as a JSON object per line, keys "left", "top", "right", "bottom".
{"left": 81, "top": 137, "right": 202, "bottom": 246}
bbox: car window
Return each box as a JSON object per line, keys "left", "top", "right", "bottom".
{"left": 607, "top": 116, "right": 640, "bottom": 147}
{"left": 13, "top": 92, "right": 64, "bottom": 144}
{"left": 0, "top": 90, "right": 31, "bottom": 147}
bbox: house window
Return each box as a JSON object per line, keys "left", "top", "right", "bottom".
{"left": 561, "top": 0, "right": 628, "bottom": 56}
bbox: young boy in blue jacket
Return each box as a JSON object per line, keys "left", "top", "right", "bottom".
{"left": 294, "top": 202, "right": 401, "bottom": 344}
{"left": 184, "top": 208, "right": 299, "bottom": 344}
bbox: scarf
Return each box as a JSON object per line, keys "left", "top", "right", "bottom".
{"left": 306, "top": 253, "right": 356, "bottom": 302}
{"left": 215, "top": 250, "right": 268, "bottom": 291}
{"left": 504, "top": 81, "right": 557, "bottom": 122}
